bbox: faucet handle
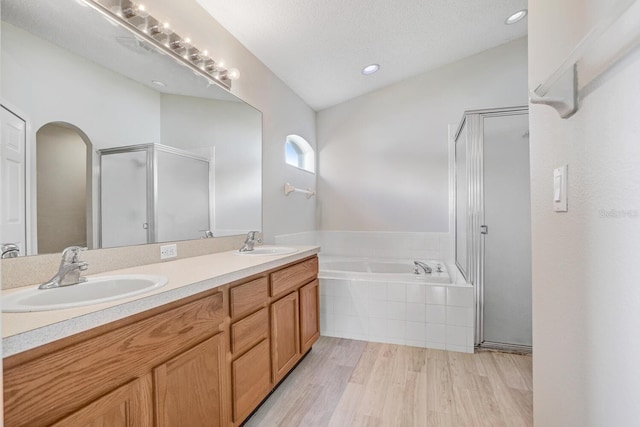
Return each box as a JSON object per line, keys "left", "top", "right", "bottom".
{"left": 61, "top": 246, "right": 87, "bottom": 263}
{"left": 200, "top": 230, "right": 214, "bottom": 239}
{"left": 1, "top": 243, "right": 20, "bottom": 259}
{"left": 247, "top": 231, "right": 262, "bottom": 241}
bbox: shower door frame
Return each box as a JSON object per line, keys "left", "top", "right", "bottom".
{"left": 97, "top": 143, "right": 211, "bottom": 248}
{"left": 454, "top": 105, "right": 531, "bottom": 352}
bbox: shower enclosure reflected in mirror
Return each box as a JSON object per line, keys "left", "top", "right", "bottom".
{"left": 1, "top": 0, "right": 262, "bottom": 255}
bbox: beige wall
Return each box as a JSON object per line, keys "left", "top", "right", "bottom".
{"left": 36, "top": 124, "right": 88, "bottom": 253}
{"left": 529, "top": 1, "right": 640, "bottom": 425}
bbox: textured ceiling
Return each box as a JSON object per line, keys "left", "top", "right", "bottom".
{"left": 195, "top": 0, "right": 528, "bottom": 111}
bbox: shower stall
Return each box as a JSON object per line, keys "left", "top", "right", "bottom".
{"left": 454, "top": 106, "right": 532, "bottom": 352}
{"left": 98, "top": 143, "right": 211, "bottom": 248}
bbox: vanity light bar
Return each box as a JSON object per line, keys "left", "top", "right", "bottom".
{"left": 80, "top": 0, "right": 239, "bottom": 90}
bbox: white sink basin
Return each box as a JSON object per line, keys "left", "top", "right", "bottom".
{"left": 232, "top": 246, "right": 298, "bottom": 256}
{"left": 2, "top": 275, "right": 168, "bottom": 313}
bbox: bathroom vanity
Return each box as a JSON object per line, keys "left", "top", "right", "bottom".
{"left": 2, "top": 248, "right": 320, "bottom": 426}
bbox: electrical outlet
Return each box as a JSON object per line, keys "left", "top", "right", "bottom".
{"left": 160, "top": 244, "right": 177, "bottom": 259}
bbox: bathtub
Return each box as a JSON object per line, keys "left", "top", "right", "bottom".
{"left": 319, "top": 256, "right": 451, "bottom": 284}
{"left": 318, "top": 255, "right": 474, "bottom": 353}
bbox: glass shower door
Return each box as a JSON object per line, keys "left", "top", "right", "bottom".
{"left": 481, "top": 113, "right": 532, "bottom": 348}
{"left": 100, "top": 149, "right": 149, "bottom": 248}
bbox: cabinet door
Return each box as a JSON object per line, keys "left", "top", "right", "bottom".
{"left": 50, "top": 378, "right": 151, "bottom": 427}
{"left": 154, "top": 333, "right": 227, "bottom": 427}
{"left": 271, "top": 291, "right": 300, "bottom": 383}
{"left": 300, "top": 279, "right": 320, "bottom": 354}
{"left": 232, "top": 339, "right": 271, "bottom": 423}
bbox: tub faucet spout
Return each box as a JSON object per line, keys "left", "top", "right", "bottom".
{"left": 414, "top": 261, "right": 432, "bottom": 274}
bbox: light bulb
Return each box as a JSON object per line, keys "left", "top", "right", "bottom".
{"left": 136, "top": 4, "right": 150, "bottom": 18}
{"left": 161, "top": 22, "right": 172, "bottom": 35}
{"left": 505, "top": 9, "right": 527, "bottom": 25}
{"left": 361, "top": 64, "right": 380, "bottom": 75}
{"left": 227, "top": 68, "right": 240, "bottom": 80}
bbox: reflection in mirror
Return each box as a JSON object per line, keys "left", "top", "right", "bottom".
{"left": 1, "top": 0, "right": 262, "bottom": 256}
{"left": 99, "top": 143, "right": 211, "bottom": 248}
{"left": 36, "top": 123, "right": 93, "bottom": 254}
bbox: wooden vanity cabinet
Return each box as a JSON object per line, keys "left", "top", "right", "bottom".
{"left": 3, "top": 255, "right": 320, "bottom": 427}
{"left": 49, "top": 377, "right": 151, "bottom": 427}
{"left": 300, "top": 279, "right": 320, "bottom": 354}
{"left": 271, "top": 291, "right": 301, "bottom": 383}
{"left": 3, "top": 291, "right": 227, "bottom": 427}
{"left": 228, "top": 277, "right": 272, "bottom": 425}
{"left": 269, "top": 257, "right": 320, "bottom": 384}
{"left": 154, "top": 333, "right": 227, "bottom": 427}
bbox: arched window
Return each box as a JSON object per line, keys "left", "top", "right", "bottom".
{"left": 285, "top": 134, "right": 315, "bottom": 173}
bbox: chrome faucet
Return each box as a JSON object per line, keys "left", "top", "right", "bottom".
{"left": 239, "top": 231, "right": 262, "bottom": 252}
{"left": 39, "top": 246, "right": 89, "bottom": 290}
{"left": 414, "top": 261, "right": 432, "bottom": 275}
{"left": 200, "top": 230, "right": 214, "bottom": 239}
{"left": 1, "top": 243, "right": 20, "bottom": 259}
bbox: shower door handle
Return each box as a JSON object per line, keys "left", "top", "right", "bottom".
{"left": 480, "top": 225, "right": 488, "bottom": 235}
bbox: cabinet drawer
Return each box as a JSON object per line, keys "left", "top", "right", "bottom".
{"left": 232, "top": 339, "right": 271, "bottom": 423}
{"left": 231, "top": 307, "right": 269, "bottom": 355}
{"left": 230, "top": 276, "right": 269, "bottom": 318}
{"left": 270, "top": 257, "right": 318, "bottom": 297}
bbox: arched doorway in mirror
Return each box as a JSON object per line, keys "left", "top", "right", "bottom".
{"left": 36, "top": 122, "right": 93, "bottom": 254}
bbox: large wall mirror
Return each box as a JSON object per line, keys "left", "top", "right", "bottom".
{"left": 1, "top": 0, "right": 262, "bottom": 256}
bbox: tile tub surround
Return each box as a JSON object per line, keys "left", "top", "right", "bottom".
{"left": 277, "top": 231, "right": 471, "bottom": 352}
{"left": 319, "top": 274, "right": 474, "bottom": 353}
{"left": 2, "top": 245, "right": 320, "bottom": 357}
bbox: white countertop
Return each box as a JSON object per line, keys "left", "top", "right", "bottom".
{"left": 2, "top": 246, "right": 320, "bottom": 358}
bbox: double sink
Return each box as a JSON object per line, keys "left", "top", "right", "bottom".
{"left": 2, "top": 246, "right": 297, "bottom": 313}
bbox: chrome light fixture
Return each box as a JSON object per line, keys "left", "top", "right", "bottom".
{"left": 80, "top": 0, "right": 240, "bottom": 90}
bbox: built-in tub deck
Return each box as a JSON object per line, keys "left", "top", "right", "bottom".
{"left": 318, "top": 255, "right": 474, "bottom": 353}
{"left": 319, "top": 256, "right": 451, "bottom": 284}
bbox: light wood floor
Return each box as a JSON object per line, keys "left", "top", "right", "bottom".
{"left": 245, "top": 337, "right": 532, "bottom": 427}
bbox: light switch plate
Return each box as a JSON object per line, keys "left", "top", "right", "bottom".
{"left": 553, "top": 165, "right": 568, "bottom": 212}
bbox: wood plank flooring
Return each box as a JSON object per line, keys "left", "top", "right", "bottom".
{"left": 245, "top": 337, "right": 532, "bottom": 427}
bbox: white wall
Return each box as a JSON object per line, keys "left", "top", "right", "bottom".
{"left": 2, "top": 23, "right": 161, "bottom": 150}
{"left": 151, "top": 1, "right": 317, "bottom": 242}
{"left": 316, "top": 38, "right": 528, "bottom": 232}
{"left": 4, "top": 5, "right": 316, "bottom": 248}
{"left": 2, "top": 23, "right": 162, "bottom": 253}
{"left": 160, "top": 95, "right": 262, "bottom": 235}
{"left": 529, "top": 1, "right": 640, "bottom": 426}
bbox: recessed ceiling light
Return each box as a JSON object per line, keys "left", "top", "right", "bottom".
{"left": 152, "top": 80, "right": 167, "bottom": 87}
{"left": 505, "top": 9, "right": 527, "bottom": 25}
{"left": 361, "top": 64, "right": 380, "bottom": 75}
